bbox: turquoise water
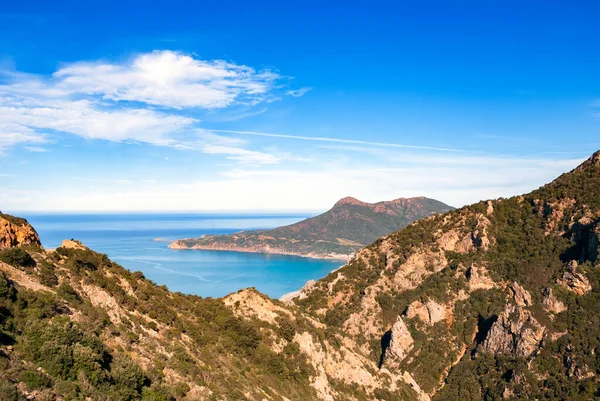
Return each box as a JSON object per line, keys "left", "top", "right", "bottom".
{"left": 19, "top": 213, "right": 343, "bottom": 299}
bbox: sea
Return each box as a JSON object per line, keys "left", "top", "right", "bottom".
{"left": 19, "top": 213, "right": 343, "bottom": 299}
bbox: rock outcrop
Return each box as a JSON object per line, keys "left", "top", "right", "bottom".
{"left": 406, "top": 300, "right": 429, "bottom": 323}
{"left": 510, "top": 282, "right": 532, "bottom": 307}
{"left": 388, "top": 316, "right": 414, "bottom": 361}
{"left": 542, "top": 287, "right": 567, "bottom": 314}
{"left": 406, "top": 299, "right": 447, "bottom": 325}
{"left": 481, "top": 303, "right": 545, "bottom": 357}
{"left": 557, "top": 261, "right": 592, "bottom": 296}
{"left": 0, "top": 214, "right": 41, "bottom": 249}
{"left": 466, "top": 264, "right": 495, "bottom": 291}
{"left": 279, "top": 279, "right": 316, "bottom": 303}
{"left": 60, "top": 239, "right": 87, "bottom": 250}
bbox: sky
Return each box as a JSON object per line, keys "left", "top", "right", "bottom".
{"left": 1, "top": 1, "right": 599, "bottom": 212}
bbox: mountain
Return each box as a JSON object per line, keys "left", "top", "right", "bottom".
{"left": 169, "top": 196, "right": 455, "bottom": 259}
{"left": 0, "top": 151, "right": 600, "bottom": 400}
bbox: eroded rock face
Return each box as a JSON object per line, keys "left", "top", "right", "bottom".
{"left": 406, "top": 300, "right": 429, "bottom": 323}
{"left": 466, "top": 265, "right": 495, "bottom": 291}
{"left": 425, "top": 299, "right": 447, "bottom": 325}
{"left": 542, "top": 288, "right": 566, "bottom": 314}
{"left": 510, "top": 282, "right": 532, "bottom": 307}
{"left": 481, "top": 304, "right": 545, "bottom": 357}
{"left": 557, "top": 261, "right": 592, "bottom": 296}
{"left": 0, "top": 215, "right": 41, "bottom": 249}
{"left": 388, "top": 316, "right": 414, "bottom": 361}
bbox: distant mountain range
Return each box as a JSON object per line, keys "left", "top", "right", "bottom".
{"left": 169, "top": 196, "right": 455, "bottom": 259}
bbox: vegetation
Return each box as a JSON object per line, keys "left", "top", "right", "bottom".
{"left": 0, "top": 212, "right": 29, "bottom": 227}
{"left": 0, "top": 247, "right": 36, "bottom": 268}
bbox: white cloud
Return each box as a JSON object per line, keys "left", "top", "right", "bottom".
{"left": 51, "top": 50, "right": 281, "bottom": 109}
{"left": 0, "top": 123, "right": 48, "bottom": 153}
{"left": 286, "top": 87, "right": 312, "bottom": 97}
{"left": 0, "top": 51, "right": 288, "bottom": 158}
{"left": 0, "top": 97, "right": 196, "bottom": 144}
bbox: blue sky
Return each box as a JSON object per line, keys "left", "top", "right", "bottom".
{"left": 1, "top": 1, "right": 599, "bottom": 211}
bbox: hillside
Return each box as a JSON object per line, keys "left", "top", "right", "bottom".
{"left": 0, "top": 214, "right": 421, "bottom": 401}
{"left": 294, "top": 150, "right": 600, "bottom": 399}
{"left": 0, "top": 151, "right": 600, "bottom": 400}
{"left": 169, "top": 196, "right": 454, "bottom": 259}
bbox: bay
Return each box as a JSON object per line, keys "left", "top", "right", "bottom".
{"left": 19, "top": 213, "right": 343, "bottom": 298}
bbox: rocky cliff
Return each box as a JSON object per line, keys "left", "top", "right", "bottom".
{"left": 169, "top": 196, "right": 454, "bottom": 259}
{"left": 0, "top": 213, "right": 41, "bottom": 249}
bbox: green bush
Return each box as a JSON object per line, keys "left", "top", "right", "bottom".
{"left": 57, "top": 282, "right": 82, "bottom": 305}
{"left": 0, "top": 247, "right": 35, "bottom": 267}
{"left": 0, "top": 381, "right": 18, "bottom": 401}
{"left": 19, "top": 369, "right": 52, "bottom": 390}
{"left": 276, "top": 316, "right": 296, "bottom": 342}
{"left": 39, "top": 261, "right": 59, "bottom": 287}
{"left": 0, "top": 271, "right": 16, "bottom": 299}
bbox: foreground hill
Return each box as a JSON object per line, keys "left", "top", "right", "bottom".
{"left": 0, "top": 215, "right": 420, "bottom": 400}
{"left": 294, "top": 150, "right": 600, "bottom": 399}
{"left": 169, "top": 196, "right": 454, "bottom": 259}
{"left": 0, "top": 151, "right": 599, "bottom": 400}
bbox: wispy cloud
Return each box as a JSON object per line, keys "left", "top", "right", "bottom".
{"left": 0, "top": 124, "right": 48, "bottom": 154}
{"left": 174, "top": 131, "right": 280, "bottom": 164}
{"left": 286, "top": 87, "right": 312, "bottom": 97}
{"left": 209, "top": 129, "right": 465, "bottom": 152}
{"left": 201, "top": 144, "right": 280, "bottom": 164}
{"left": 70, "top": 177, "right": 133, "bottom": 185}
{"left": 24, "top": 146, "right": 49, "bottom": 152}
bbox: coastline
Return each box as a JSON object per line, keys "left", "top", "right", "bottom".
{"left": 168, "top": 241, "right": 352, "bottom": 262}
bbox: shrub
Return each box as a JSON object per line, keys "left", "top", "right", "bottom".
{"left": 0, "top": 271, "right": 15, "bottom": 299}
{"left": 276, "top": 316, "right": 296, "bottom": 342}
{"left": 0, "top": 247, "right": 35, "bottom": 267}
{"left": 19, "top": 369, "right": 52, "bottom": 390}
{"left": 0, "top": 381, "right": 18, "bottom": 401}
{"left": 57, "top": 282, "right": 82, "bottom": 305}
{"left": 39, "top": 261, "right": 59, "bottom": 287}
